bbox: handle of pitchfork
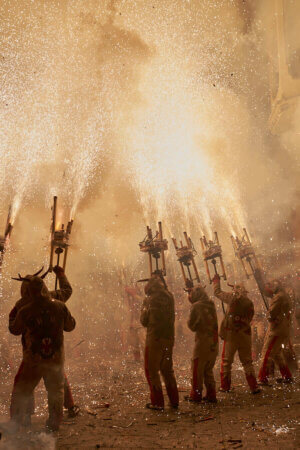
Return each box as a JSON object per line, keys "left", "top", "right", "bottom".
{"left": 212, "top": 259, "right": 225, "bottom": 315}
{"left": 54, "top": 248, "right": 63, "bottom": 290}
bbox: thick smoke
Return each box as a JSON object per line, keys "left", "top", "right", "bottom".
{"left": 0, "top": 0, "right": 299, "bottom": 351}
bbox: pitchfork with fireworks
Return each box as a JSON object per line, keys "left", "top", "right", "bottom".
{"left": 49, "top": 196, "right": 73, "bottom": 289}
{"left": 172, "top": 231, "right": 201, "bottom": 291}
{"left": 139, "top": 222, "right": 168, "bottom": 285}
{"left": 231, "top": 228, "right": 268, "bottom": 310}
{"left": 200, "top": 232, "right": 227, "bottom": 313}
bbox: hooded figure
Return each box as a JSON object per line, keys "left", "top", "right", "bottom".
{"left": 9, "top": 266, "right": 78, "bottom": 420}
{"left": 258, "top": 280, "right": 293, "bottom": 384}
{"left": 140, "top": 275, "right": 179, "bottom": 410}
{"left": 9, "top": 270, "right": 75, "bottom": 431}
{"left": 213, "top": 275, "right": 260, "bottom": 394}
{"left": 185, "top": 285, "right": 218, "bottom": 403}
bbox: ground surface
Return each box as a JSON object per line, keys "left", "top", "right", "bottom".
{"left": 0, "top": 354, "right": 299, "bottom": 449}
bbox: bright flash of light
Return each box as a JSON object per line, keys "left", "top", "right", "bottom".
{"left": 124, "top": 60, "right": 247, "bottom": 238}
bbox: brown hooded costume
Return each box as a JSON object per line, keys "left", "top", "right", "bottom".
{"left": 187, "top": 286, "right": 218, "bottom": 402}
{"left": 213, "top": 277, "right": 259, "bottom": 392}
{"left": 9, "top": 275, "right": 75, "bottom": 430}
{"left": 9, "top": 269, "right": 75, "bottom": 416}
{"left": 140, "top": 276, "right": 179, "bottom": 409}
{"left": 258, "top": 283, "right": 293, "bottom": 383}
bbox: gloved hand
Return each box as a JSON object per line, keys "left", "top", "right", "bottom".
{"left": 185, "top": 278, "right": 194, "bottom": 291}
{"left": 212, "top": 274, "right": 220, "bottom": 284}
{"left": 53, "top": 265, "right": 64, "bottom": 277}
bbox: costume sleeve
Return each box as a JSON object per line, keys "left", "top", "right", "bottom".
{"left": 8, "top": 298, "right": 28, "bottom": 333}
{"left": 50, "top": 274, "right": 72, "bottom": 303}
{"left": 268, "top": 294, "right": 282, "bottom": 323}
{"left": 9, "top": 309, "right": 25, "bottom": 335}
{"left": 187, "top": 304, "right": 201, "bottom": 332}
{"left": 63, "top": 305, "right": 76, "bottom": 332}
{"left": 213, "top": 284, "right": 233, "bottom": 305}
{"left": 140, "top": 298, "right": 150, "bottom": 327}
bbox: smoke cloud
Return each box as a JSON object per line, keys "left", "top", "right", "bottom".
{"left": 0, "top": 0, "right": 299, "bottom": 347}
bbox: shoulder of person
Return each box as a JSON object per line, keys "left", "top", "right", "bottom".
{"left": 51, "top": 298, "right": 68, "bottom": 310}
{"left": 15, "top": 297, "right": 29, "bottom": 310}
{"left": 191, "top": 300, "right": 203, "bottom": 312}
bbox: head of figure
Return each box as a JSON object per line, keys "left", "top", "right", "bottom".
{"left": 189, "top": 285, "right": 208, "bottom": 304}
{"left": 26, "top": 276, "right": 50, "bottom": 302}
{"left": 144, "top": 274, "right": 165, "bottom": 296}
{"left": 265, "top": 279, "right": 283, "bottom": 298}
{"left": 14, "top": 267, "right": 50, "bottom": 301}
{"left": 233, "top": 283, "right": 248, "bottom": 298}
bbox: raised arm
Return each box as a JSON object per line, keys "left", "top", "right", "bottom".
{"left": 63, "top": 304, "right": 76, "bottom": 332}
{"left": 212, "top": 275, "right": 233, "bottom": 305}
{"left": 140, "top": 297, "right": 150, "bottom": 327}
{"left": 50, "top": 266, "right": 72, "bottom": 303}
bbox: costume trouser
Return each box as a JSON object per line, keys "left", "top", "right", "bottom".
{"left": 10, "top": 359, "right": 64, "bottom": 429}
{"left": 220, "top": 331, "right": 258, "bottom": 391}
{"left": 12, "top": 363, "right": 74, "bottom": 415}
{"left": 258, "top": 333, "right": 292, "bottom": 383}
{"left": 128, "top": 327, "right": 141, "bottom": 361}
{"left": 144, "top": 338, "right": 179, "bottom": 408}
{"left": 190, "top": 350, "right": 217, "bottom": 402}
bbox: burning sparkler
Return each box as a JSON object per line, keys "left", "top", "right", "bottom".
{"left": 172, "top": 231, "right": 201, "bottom": 290}
{"left": 139, "top": 222, "right": 168, "bottom": 279}
{"left": 231, "top": 228, "right": 268, "bottom": 310}
{"left": 200, "top": 231, "right": 227, "bottom": 313}
{"left": 0, "top": 206, "right": 13, "bottom": 271}
{"left": 49, "top": 196, "right": 73, "bottom": 289}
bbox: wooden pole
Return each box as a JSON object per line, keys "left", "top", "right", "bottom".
{"left": 148, "top": 252, "right": 153, "bottom": 276}
{"left": 219, "top": 255, "right": 227, "bottom": 280}
{"left": 158, "top": 222, "right": 166, "bottom": 275}
{"left": 200, "top": 237, "right": 211, "bottom": 283}
{"left": 49, "top": 196, "right": 57, "bottom": 271}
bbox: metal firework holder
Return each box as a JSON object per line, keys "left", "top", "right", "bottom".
{"left": 139, "top": 222, "right": 168, "bottom": 278}
{"left": 231, "top": 228, "right": 268, "bottom": 310}
{"left": 200, "top": 232, "right": 227, "bottom": 284}
{"left": 200, "top": 232, "right": 226, "bottom": 314}
{"left": 49, "top": 196, "right": 73, "bottom": 288}
{"left": 172, "top": 232, "right": 201, "bottom": 289}
{"left": 0, "top": 207, "right": 13, "bottom": 269}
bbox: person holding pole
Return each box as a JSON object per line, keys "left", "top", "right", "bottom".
{"left": 258, "top": 279, "right": 293, "bottom": 385}
{"left": 9, "top": 269, "right": 76, "bottom": 431}
{"left": 140, "top": 274, "right": 179, "bottom": 410}
{"left": 212, "top": 274, "right": 260, "bottom": 394}
{"left": 184, "top": 283, "right": 218, "bottom": 403}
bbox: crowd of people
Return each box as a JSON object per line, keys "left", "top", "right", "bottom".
{"left": 6, "top": 261, "right": 299, "bottom": 432}
{"left": 125, "top": 271, "right": 299, "bottom": 409}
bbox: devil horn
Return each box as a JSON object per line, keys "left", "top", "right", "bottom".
{"left": 227, "top": 283, "right": 234, "bottom": 288}
{"left": 41, "top": 267, "right": 50, "bottom": 279}
{"left": 32, "top": 266, "right": 44, "bottom": 277}
{"left": 11, "top": 274, "right": 30, "bottom": 282}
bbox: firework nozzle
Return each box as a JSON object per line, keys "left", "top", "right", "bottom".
{"left": 231, "top": 228, "right": 268, "bottom": 310}
{"left": 49, "top": 196, "right": 74, "bottom": 278}
{"left": 0, "top": 206, "right": 13, "bottom": 269}
{"left": 139, "top": 221, "right": 168, "bottom": 278}
{"left": 172, "top": 231, "right": 201, "bottom": 289}
{"left": 200, "top": 231, "right": 227, "bottom": 284}
{"left": 230, "top": 228, "right": 262, "bottom": 279}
